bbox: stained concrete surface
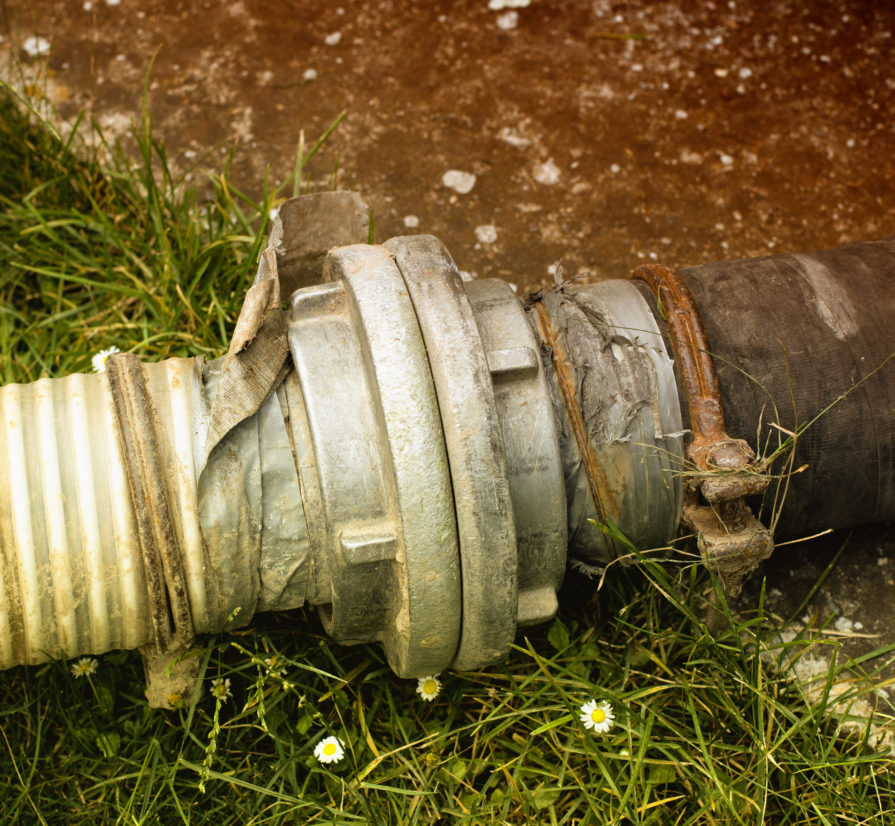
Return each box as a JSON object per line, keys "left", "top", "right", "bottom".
{"left": 4, "top": 0, "right": 894, "bottom": 729}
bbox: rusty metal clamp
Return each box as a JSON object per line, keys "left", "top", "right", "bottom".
{"left": 632, "top": 264, "right": 774, "bottom": 594}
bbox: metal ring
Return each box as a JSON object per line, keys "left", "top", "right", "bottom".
{"left": 386, "top": 235, "right": 518, "bottom": 672}
{"left": 338, "top": 245, "right": 462, "bottom": 676}
{"left": 465, "top": 279, "right": 567, "bottom": 627}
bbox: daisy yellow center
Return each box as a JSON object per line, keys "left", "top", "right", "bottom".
{"left": 423, "top": 679, "right": 437, "bottom": 695}
{"left": 590, "top": 707, "right": 606, "bottom": 724}
{"left": 323, "top": 743, "right": 337, "bottom": 756}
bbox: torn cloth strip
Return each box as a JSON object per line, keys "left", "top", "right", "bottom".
{"left": 198, "top": 246, "right": 292, "bottom": 474}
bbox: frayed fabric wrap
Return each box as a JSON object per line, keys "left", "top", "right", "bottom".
{"left": 198, "top": 246, "right": 292, "bottom": 474}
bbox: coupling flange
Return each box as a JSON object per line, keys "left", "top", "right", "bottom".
{"left": 386, "top": 236, "right": 518, "bottom": 672}
{"left": 286, "top": 244, "right": 461, "bottom": 677}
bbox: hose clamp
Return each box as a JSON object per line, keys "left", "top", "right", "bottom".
{"left": 632, "top": 264, "right": 774, "bottom": 594}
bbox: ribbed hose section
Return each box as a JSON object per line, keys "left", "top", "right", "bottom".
{"left": 0, "top": 359, "right": 207, "bottom": 667}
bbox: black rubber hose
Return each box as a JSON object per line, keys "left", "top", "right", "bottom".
{"left": 637, "top": 238, "right": 895, "bottom": 539}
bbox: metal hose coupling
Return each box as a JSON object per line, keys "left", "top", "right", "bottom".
{"left": 0, "top": 192, "right": 688, "bottom": 705}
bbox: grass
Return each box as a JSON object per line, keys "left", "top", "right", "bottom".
{"left": 1, "top": 84, "right": 894, "bottom": 824}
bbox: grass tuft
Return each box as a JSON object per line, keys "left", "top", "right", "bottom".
{"left": 0, "top": 83, "right": 275, "bottom": 383}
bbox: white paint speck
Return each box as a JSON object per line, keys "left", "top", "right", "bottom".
{"left": 403, "top": 214, "right": 420, "bottom": 228}
{"left": 496, "top": 11, "right": 518, "bottom": 30}
{"left": 324, "top": 32, "right": 342, "bottom": 46}
{"left": 609, "top": 163, "right": 621, "bottom": 174}
{"left": 22, "top": 36, "right": 50, "bottom": 58}
{"left": 533, "top": 158, "right": 561, "bottom": 185}
{"left": 474, "top": 224, "right": 498, "bottom": 244}
{"left": 83, "top": 1, "right": 93, "bottom": 9}
{"left": 631, "top": 63, "right": 644, "bottom": 72}
{"left": 674, "top": 109, "right": 688, "bottom": 120}
{"left": 442, "top": 169, "right": 477, "bottom": 194}
{"left": 105, "top": 0, "right": 121, "bottom": 5}
{"left": 303, "top": 68, "right": 318, "bottom": 81}
{"left": 738, "top": 66, "right": 753, "bottom": 79}
{"left": 719, "top": 152, "right": 734, "bottom": 166}
{"left": 488, "top": 0, "right": 530, "bottom": 9}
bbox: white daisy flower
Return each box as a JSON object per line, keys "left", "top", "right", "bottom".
{"left": 22, "top": 36, "right": 51, "bottom": 58}
{"left": 210, "top": 677, "right": 232, "bottom": 702}
{"left": 314, "top": 735, "right": 345, "bottom": 764}
{"left": 580, "top": 699, "right": 615, "bottom": 733}
{"left": 263, "top": 654, "right": 286, "bottom": 677}
{"left": 70, "top": 657, "right": 98, "bottom": 678}
{"left": 416, "top": 674, "right": 441, "bottom": 702}
{"left": 91, "top": 346, "right": 121, "bottom": 373}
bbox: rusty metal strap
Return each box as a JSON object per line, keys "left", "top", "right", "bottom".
{"left": 533, "top": 300, "right": 617, "bottom": 555}
{"left": 631, "top": 264, "right": 768, "bottom": 488}
{"left": 631, "top": 265, "right": 730, "bottom": 468}
{"left": 632, "top": 264, "right": 773, "bottom": 594}
{"left": 106, "top": 352, "right": 194, "bottom": 652}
